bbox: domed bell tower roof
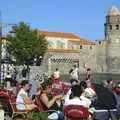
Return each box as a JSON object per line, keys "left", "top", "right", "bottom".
{"left": 108, "top": 5, "right": 120, "bottom": 16}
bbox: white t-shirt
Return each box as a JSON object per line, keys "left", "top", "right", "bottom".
{"left": 16, "top": 88, "right": 28, "bottom": 110}
{"left": 70, "top": 68, "right": 79, "bottom": 80}
{"left": 64, "top": 89, "right": 91, "bottom": 108}
{"left": 53, "top": 71, "right": 60, "bottom": 79}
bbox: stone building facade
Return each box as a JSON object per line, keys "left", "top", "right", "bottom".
{"left": 38, "top": 31, "right": 94, "bottom": 75}
{"left": 38, "top": 6, "right": 120, "bottom": 76}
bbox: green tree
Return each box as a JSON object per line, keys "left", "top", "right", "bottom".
{"left": 25, "top": 112, "right": 48, "bottom": 120}
{"left": 6, "top": 22, "right": 48, "bottom": 64}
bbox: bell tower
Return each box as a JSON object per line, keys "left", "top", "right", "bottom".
{"left": 105, "top": 6, "right": 120, "bottom": 73}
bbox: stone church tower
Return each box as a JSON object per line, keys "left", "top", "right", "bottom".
{"left": 105, "top": 6, "right": 120, "bottom": 73}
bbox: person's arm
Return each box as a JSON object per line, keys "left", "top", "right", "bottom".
{"left": 64, "top": 89, "right": 72, "bottom": 106}
{"left": 40, "top": 94, "right": 62, "bottom": 109}
{"left": 21, "top": 94, "right": 33, "bottom": 104}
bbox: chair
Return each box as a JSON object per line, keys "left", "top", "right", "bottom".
{"left": 64, "top": 105, "right": 89, "bottom": 120}
{"left": 9, "top": 93, "right": 32, "bottom": 120}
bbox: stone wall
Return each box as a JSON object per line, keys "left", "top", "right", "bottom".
{"left": 78, "top": 41, "right": 107, "bottom": 74}
{"left": 15, "top": 39, "right": 118, "bottom": 78}
{"left": 39, "top": 42, "right": 108, "bottom": 75}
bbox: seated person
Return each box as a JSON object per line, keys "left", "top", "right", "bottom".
{"left": 52, "top": 77, "right": 63, "bottom": 96}
{"left": 16, "top": 80, "right": 37, "bottom": 110}
{"left": 64, "top": 79, "right": 78, "bottom": 100}
{"left": 64, "top": 84, "right": 91, "bottom": 108}
{"left": 39, "top": 80, "right": 64, "bottom": 120}
{"left": 85, "top": 80, "right": 96, "bottom": 99}
{"left": 80, "top": 81, "right": 96, "bottom": 99}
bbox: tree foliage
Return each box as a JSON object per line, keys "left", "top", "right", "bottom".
{"left": 25, "top": 112, "right": 48, "bottom": 120}
{"left": 6, "top": 22, "right": 48, "bottom": 64}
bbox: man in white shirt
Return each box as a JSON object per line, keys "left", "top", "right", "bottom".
{"left": 70, "top": 65, "right": 79, "bottom": 80}
{"left": 64, "top": 85, "right": 91, "bottom": 108}
{"left": 53, "top": 68, "right": 60, "bottom": 79}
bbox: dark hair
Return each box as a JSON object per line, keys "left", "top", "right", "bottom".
{"left": 71, "top": 85, "right": 82, "bottom": 97}
{"left": 87, "top": 68, "right": 91, "bottom": 71}
{"left": 107, "top": 79, "right": 113, "bottom": 84}
{"left": 21, "top": 80, "right": 29, "bottom": 86}
{"left": 70, "top": 79, "right": 78, "bottom": 84}
{"left": 41, "top": 79, "right": 52, "bottom": 89}
{"left": 56, "top": 68, "right": 58, "bottom": 71}
{"left": 73, "top": 65, "right": 77, "bottom": 68}
{"left": 80, "top": 81, "right": 87, "bottom": 89}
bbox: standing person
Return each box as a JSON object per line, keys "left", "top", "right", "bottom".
{"left": 106, "top": 79, "right": 116, "bottom": 92}
{"left": 53, "top": 68, "right": 60, "bottom": 80}
{"left": 26, "top": 65, "right": 30, "bottom": 80}
{"left": 5, "top": 71, "right": 12, "bottom": 88}
{"left": 86, "top": 68, "right": 91, "bottom": 80}
{"left": 8, "top": 64, "right": 14, "bottom": 76}
{"left": 69, "top": 65, "right": 79, "bottom": 81}
{"left": 22, "top": 65, "right": 27, "bottom": 80}
{"left": 11, "top": 67, "right": 18, "bottom": 87}
{"left": 12, "top": 67, "right": 18, "bottom": 80}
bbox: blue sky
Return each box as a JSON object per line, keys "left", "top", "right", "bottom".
{"left": 0, "top": 0, "right": 120, "bottom": 40}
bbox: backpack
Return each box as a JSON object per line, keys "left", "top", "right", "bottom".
{"left": 94, "top": 84, "right": 117, "bottom": 110}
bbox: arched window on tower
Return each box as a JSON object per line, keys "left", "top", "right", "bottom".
{"left": 109, "top": 25, "right": 112, "bottom": 30}
{"left": 116, "top": 25, "right": 119, "bottom": 30}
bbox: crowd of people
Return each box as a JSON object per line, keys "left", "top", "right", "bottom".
{"left": 2, "top": 64, "right": 120, "bottom": 120}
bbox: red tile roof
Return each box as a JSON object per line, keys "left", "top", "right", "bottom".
{"left": 68, "top": 39, "right": 95, "bottom": 45}
{"left": 38, "top": 30, "right": 80, "bottom": 39}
